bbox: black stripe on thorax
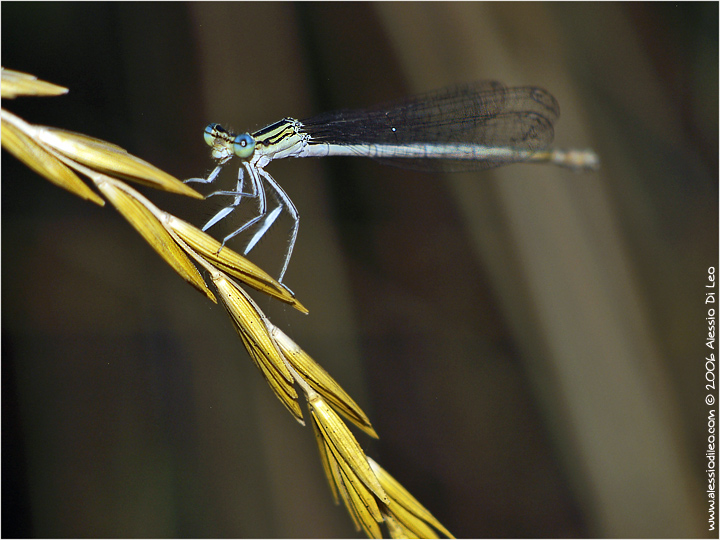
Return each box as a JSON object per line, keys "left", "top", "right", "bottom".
{"left": 252, "top": 118, "right": 297, "bottom": 147}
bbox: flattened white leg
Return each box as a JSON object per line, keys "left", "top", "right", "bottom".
{"left": 254, "top": 167, "right": 299, "bottom": 283}
{"left": 201, "top": 166, "right": 248, "bottom": 231}
{"left": 218, "top": 213, "right": 266, "bottom": 247}
{"left": 202, "top": 204, "right": 239, "bottom": 232}
{"left": 201, "top": 162, "right": 266, "bottom": 236}
{"left": 206, "top": 162, "right": 255, "bottom": 199}
{"left": 213, "top": 162, "right": 269, "bottom": 251}
{"left": 184, "top": 161, "right": 227, "bottom": 184}
{"left": 243, "top": 205, "right": 283, "bottom": 254}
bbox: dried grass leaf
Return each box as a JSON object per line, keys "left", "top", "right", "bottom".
{"left": 238, "top": 331, "right": 303, "bottom": 423}
{"left": 335, "top": 482, "right": 364, "bottom": 533}
{"left": 327, "top": 442, "right": 360, "bottom": 530}
{"left": 1, "top": 68, "right": 68, "bottom": 98}
{"left": 213, "top": 274, "right": 303, "bottom": 422}
{"left": 36, "top": 126, "right": 203, "bottom": 198}
{"left": 96, "top": 178, "right": 216, "bottom": 302}
{"left": 339, "top": 465, "right": 383, "bottom": 538}
{"left": 169, "top": 216, "right": 307, "bottom": 313}
{"left": 272, "top": 326, "right": 377, "bottom": 438}
{"left": 383, "top": 513, "right": 421, "bottom": 540}
{"left": 1, "top": 110, "right": 105, "bottom": 205}
{"left": 309, "top": 394, "right": 387, "bottom": 504}
{"left": 384, "top": 502, "right": 438, "bottom": 539}
{"left": 310, "top": 410, "right": 340, "bottom": 504}
{"left": 310, "top": 401, "right": 384, "bottom": 538}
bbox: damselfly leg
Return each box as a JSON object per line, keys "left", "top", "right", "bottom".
{"left": 185, "top": 156, "right": 299, "bottom": 283}
{"left": 194, "top": 162, "right": 257, "bottom": 231}
{"left": 250, "top": 167, "right": 299, "bottom": 280}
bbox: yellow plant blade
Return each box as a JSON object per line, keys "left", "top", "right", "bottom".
{"left": 327, "top": 444, "right": 361, "bottom": 531}
{"left": 1, "top": 68, "right": 68, "bottom": 98}
{"left": 35, "top": 126, "right": 203, "bottom": 199}
{"left": 213, "top": 275, "right": 293, "bottom": 382}
{"left": 310, "top": 407, "right": 382, "bottom": 537}
{"left": 1, "top": 110, "right": 105, "bottom": 205}
{"left": 383, "top": 513, "right": 421, "bottom": 540}
{"left": 339, "top": 465, "right": 383, "bottom": 538}
{"left": 310, "top": 409, "right": 340, "bottom": 504}
{"left": 367, "top": 457, "right": 454, "bottom": 538}
{"left": 212, "top": 274, "right": 303, "bottom": 423}
{"left": 96, "top": 178, "right": 216, "bottom": 302}
{"left": 238, "top": 331, "right": 303, "bottom": 423}
{"left": 385, "top": 502, "right": 439, "bottom": 539}
{"left": 309, "top": 394, "right": 388, "bottom": 504}
{"left": 168, "top": 216, "right": 308, "bottom": 313}
{"left": 272, "top": 326, "right": 377, "bottom": 438}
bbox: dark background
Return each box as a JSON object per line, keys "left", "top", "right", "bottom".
{"left": 3, "top": 2, "right": 717, "bottom": 538}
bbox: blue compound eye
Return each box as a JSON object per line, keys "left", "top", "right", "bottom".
{"left": 203, "top": 123, "right": 226, "bottom": 147}
{"left": 232, "top": 133, "right": 256, "bottom": 159}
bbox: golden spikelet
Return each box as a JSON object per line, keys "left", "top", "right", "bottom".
{"left": 2, "top": 109, "right": 106, "bottom": 205}
{"left": 94, "top": 177, "right": 216, "bottom": 302}
{"left": 212, "top": 273, "right": 303, "bottom": 423}
{"left": 1, "top": 67, "right": 68, "bottom": 98}
{"left": 271, "top": 324, "right": 377, "bottom": 438}
{"left": 36, "top": 126, "right": 202, "bottom": 197}
{"left": 308, "top": 391, "right": 388, "bottom": 537}
{"left": 169, "top": 216, "right": 307, "bottom": 313}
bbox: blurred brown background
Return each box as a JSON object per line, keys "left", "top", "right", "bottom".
{"left": 2, "top": 2, "right": 717, "bottom": 538}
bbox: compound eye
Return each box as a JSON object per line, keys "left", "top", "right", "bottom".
{"left": 232, "top": 133, "right": 256, "bottom": 159}
{"left": 203, "top": 123, "right": 226, "bottom": 147}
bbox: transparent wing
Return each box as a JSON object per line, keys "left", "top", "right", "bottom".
{"left": 301, "top": 81, "right": 560, "bottom": 172}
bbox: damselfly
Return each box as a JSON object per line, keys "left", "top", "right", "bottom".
{"left": 186, "top": 81, "right": 599, "bottom": 282}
